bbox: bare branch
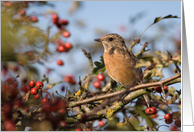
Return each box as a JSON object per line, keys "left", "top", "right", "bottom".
{"left": 81, "top": 48, "right": 95, "bottom": 69}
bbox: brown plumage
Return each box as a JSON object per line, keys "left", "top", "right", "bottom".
{"left": 94, "top": 33, "right": 142, "bottom": 87}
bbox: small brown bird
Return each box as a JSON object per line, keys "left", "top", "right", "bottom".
{"left": 94, "top": 33, "right": 142, "bottom": 87}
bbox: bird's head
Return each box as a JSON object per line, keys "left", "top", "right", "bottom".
{"left": 94, "top": 33, "right": 126, "bottom": 51}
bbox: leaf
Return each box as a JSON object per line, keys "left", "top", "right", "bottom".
{"left": 153, "top": 15, "right": 179, "bottom": 24}
{"left": 94, "top": 61, "right": 101, "bottom": 67}
{"left": 172, "top": 111, "right": 181, "bottom": 119}
{"left": 49, "top": 81, "right": 63, "bottom": 88}
{"left": 69, "top": 1, "right": 82, "bottom": 15}
{"left": 92, "top": 56, "right": 105, "bottom": 75}
{"left": 163, "top": 15, "right": 178, "bottom": 19}
{"left": 42, "top": 75, "right": 49, "bottom": 84}
{"left": 153, "top": 17, "right": 162, "bottom": 24}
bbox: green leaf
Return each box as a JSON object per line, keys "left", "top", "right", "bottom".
{"left": 100, "top": 55, "right": 104, "bottom": 63}
{"left": 153, "top": 15, "right": 179, "bottom": 24}
{"left": 94, "top": 61, "right": 101, "bottom": 67}
{"left": 92, "top": 56, "right": 105, "bottom": 75}
{"left": 163, "top": 15, "right": 178, "bottom": 19}
{"left": 49, "top": 81, "right": 63, "bottom": 88}
{"left": 153, "top": 17, "right": 162, "bottom": 24}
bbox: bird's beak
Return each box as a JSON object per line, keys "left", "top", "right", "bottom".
{"left": 94, "top": 38, "right": 101, "bottom": 42}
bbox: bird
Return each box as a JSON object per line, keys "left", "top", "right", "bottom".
{"left": 94, "top": 33, "right": 143, "bottom": 87}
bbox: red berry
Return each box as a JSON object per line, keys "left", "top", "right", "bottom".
{"left": 170, "top": 126, "right": 179, "bottom": 131}
{"left": 154, "top": 86, "right": 162, "bottom": 93}
{"left": 4, "top": 120, "right": 15, "bottom": 131}
{"left": 20, "top": 9, "right": 25, "bottom": 16}
{"left": 150, "top": 107, "right": 157, "bottom": 114}
{"left": 75, "top": 128, "right": 82, "bottom": 131}
{"left": 70, "top": 78, "right": 76, "bottom": 84}
{"left": 58, "top": 108, "right": 66, "bottom": 114}
{"left": 64, "top": 75, "right": 76, "bottom": 84}
{"left": 154, "top": 86, "right": 168, "bottom": 93}
{"left": 62, "top": 31, "right": 70, "bottom": 38}
{"left": 42, "top": 98, "right": 49, "bottom": 104}
{"left": 81, "top": 114, "right": 88, "bottom": 122}
{"left": 57, "top": 45, "right": 65, "bottom": 52}
{"left": 31, "top": 16, "right": 38, "bottom": 22}
{"left": 145, "top": 108, "right": 150, "bottom": 114}
{"left": 57, "top": 60, "right": 64, "bottom": 66}
{"left": 164, "top": 86, "right": 168, "bottom": 93}
{"left": 52, "top": 19, "right": 58, "bottom": 24}
{"left": 93, "top": 81, "right": 101, "bottom": 89}
{"left": 85, "top": 128, "right": 92, "bottom": 131}
{"left": 58, "top": 100, "right": 66, "bottom": 108}
{"left": 64, "top": 76, "right": 71, "bottom": 83}
{"left": 175, "top": 119, "right": 181, "bottom": 127}
{"left": 98, "top": 120, "right": 105, "bottom": 127}
{"left": 60, "top": 120, "right": 66, "bottom": 127}
{"left": 61, "top": 86, "right": 65, "bottom": 91}
{"left": 52, "top": 13, "right": 59, "bottom": 20}
{"left": 145, "top": 107, "right": 157, "bottom": 115}
{"left": 57, "top": 39, "right": 63, "bottom": 45}
{"left": 5, "top": 1, "right": 12, "bottom": 7}
{"left": 30, "top": 88, "right": 37, "bottom": 95}
{"left": 58, "top": 19, "right": 68, "bottom": 25}
{"left": 29, "top": 80, "right": 36, "bottom": 88}
{"left": 64, "top": 42, "right": 72, "bottom": 50}
{"left": 3, "top": 103, "right": 12, "bottom": 114}
{"left": 165, "top": 118, "right": 173, "bottom": 124}
{"left": 36, "top": 81, "right": 44, "bottom": 89}
{"left": 151, "top": 114, "right": 158, "bottom": 119}
{"left": 164, "top": 113, "right": 172, "bottom": 120}
{"left": 34, "top": 94, "right": 40, "bottom": 99}
{"left": 62, "top": 20, "right": 68, "bottom": 25}
{"left": 21, "top": 85, "right": 31, "bottom": 93}
{"left": 97, "top": 73, "right": 105, "bottom": 81}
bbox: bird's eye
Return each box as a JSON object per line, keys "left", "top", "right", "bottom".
{"left": 109, "top": 38, "right": 113, "bottom": 41}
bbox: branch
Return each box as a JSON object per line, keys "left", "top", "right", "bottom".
{"left": 81, "top": 48, "right": 95, "bottom": 69}
{"left": 68, "top": 73, "right": 181, "bottom": 108}
{"left": 129, "top": 38, "right": 140, "bottom": 51}
{"left": 135, "top": 40, "right": 153, "bottom": 58}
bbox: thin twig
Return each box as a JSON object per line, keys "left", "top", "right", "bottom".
{"left": 81, "top": 48, "right": 95, "bottom": 69}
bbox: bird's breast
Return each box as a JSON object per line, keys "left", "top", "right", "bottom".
{"left": 104, "top": 48, "right": 140, "bottom": 86}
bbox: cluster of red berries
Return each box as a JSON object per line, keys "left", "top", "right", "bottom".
{"left": 30, "top": 80, "right": 44, "bottom": 95}
{"left": 19, "top": 9, "right": 38, "bottom": 23}
{"left": 145, "top": 107, "right": 157, "bottom": 115}
{"left": 64, "top": 75, "right": 76, "bottom": 85}
{"left": 154, "top": 86, "right": 168, "bottom": 93}
{"left": 52, "top": 13, "right": 69, "bottom": 30}
{"left": 42, "top": 98, "right": 66, "bottom": 113}
{"left": 57, "top": 40, "right": 72, "bottom": 52}
{"left": 93, "top": 73, "right": 105, "bottom": 89}
{"left": 56, "top": 40, "right": 72, "bottom": 66}
{"left": 21, "top": 80, "right": 44, "bottom": 100}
